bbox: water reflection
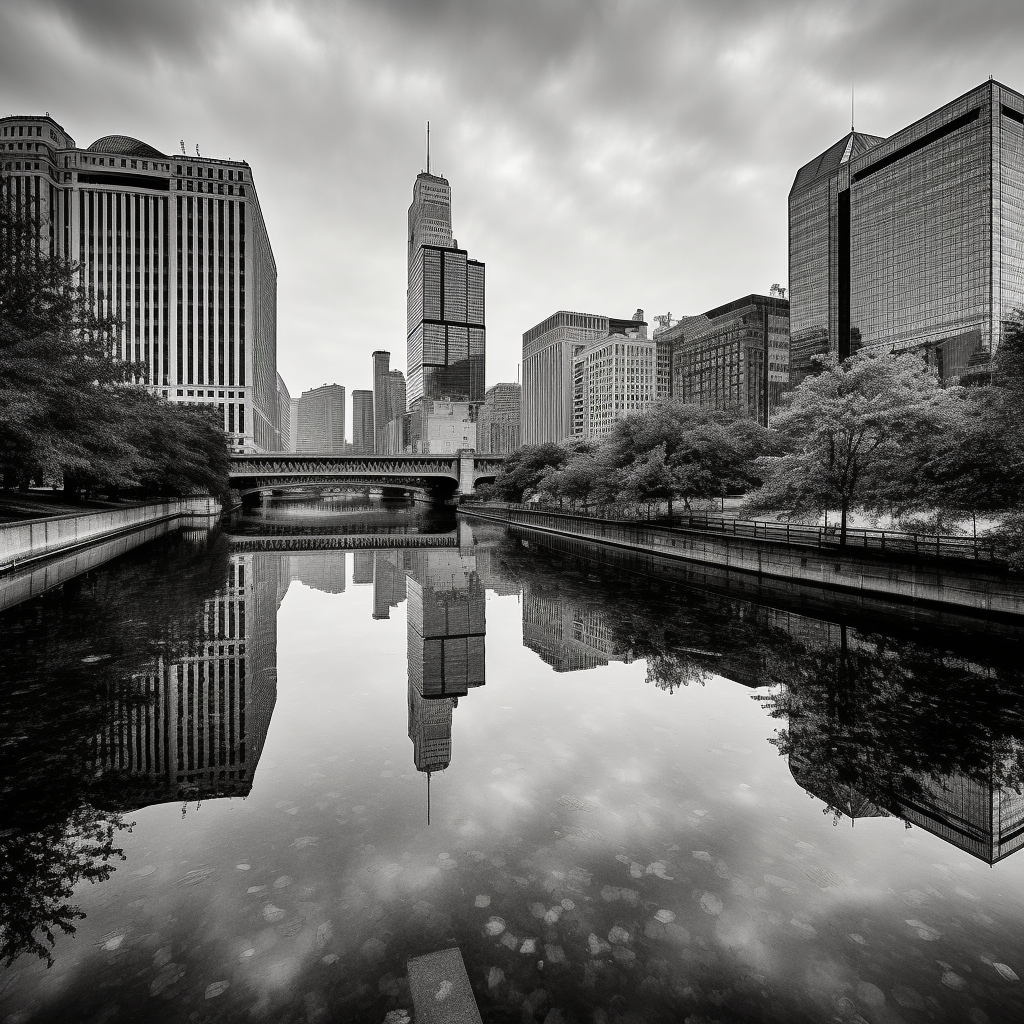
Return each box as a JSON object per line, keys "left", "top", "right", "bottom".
{"left": 491, "top": 526, "right": 1024, "bottom": 865}
{"left": 2, "top": 500, "right": 1024, "bottom": 1024}
{"left": 94, "top": 552, "right": 280, "bottom": 813}
{"left": 0, "top": 529, "right": 232, "bottom": 965}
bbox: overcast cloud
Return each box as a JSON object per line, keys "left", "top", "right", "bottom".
{"left": 2, "top": 0, "right": 1021, "bottom": 419}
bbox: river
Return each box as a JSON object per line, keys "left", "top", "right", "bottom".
{"left": 1, "top": 499, "right": 1023, "bottom": 1023}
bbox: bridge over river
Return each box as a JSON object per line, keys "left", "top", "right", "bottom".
{"left": 229, "top": 451, "right": 505, "bottom": 501}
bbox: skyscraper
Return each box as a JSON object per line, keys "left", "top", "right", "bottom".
{"left": 297, "top": 384, "right": 345, "bottom": 453}
{"left": 789, "top": 79, "right": 1024, "bottom": 385}
{"left": 0, "top": 115, "right": 279, "bottom": 452}
{"left": 406, "top": 171, "right": 485, "bottom": 407}
{"left": 372, "top": 350, "right": 394, "bottom": 453}
{"left": 522, "top": 311, "right": 645, "bottom": 445}
{"left": 351, "top": 389, "right": 374, "bottom": 455}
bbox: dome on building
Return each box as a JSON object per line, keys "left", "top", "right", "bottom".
{"left": 87, "top": 135, "right": 167, "bottom": 159}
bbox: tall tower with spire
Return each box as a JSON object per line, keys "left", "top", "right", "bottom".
{"left": 405, "top": 128, "right": 485, "bottom": 408}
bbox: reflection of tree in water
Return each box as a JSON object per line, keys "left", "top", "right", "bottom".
{"left": 764, "top": 629, "right": 1024, "bottom": 859}
{"left": 494, "top": 529, "right": 1024, "bottom": 859}
{"left": 491, "top": 533, "right": 783, "bottom": 691}
{"left": 0, "top": 530, "right": 229, "bottom": 966}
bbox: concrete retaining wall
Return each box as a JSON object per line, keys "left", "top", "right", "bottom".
{"left": 462, "top": 505, "right": 1024, "bottom": 618}
{"left": 0, "top": 497, "right": 220, "bottom": 573}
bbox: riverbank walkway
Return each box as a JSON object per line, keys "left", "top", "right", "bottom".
{"left": 461, "top": 503, "right": 1023, "bottom": 617}
{"left": 0, "top": 496, "right": 221, "bottom": 574}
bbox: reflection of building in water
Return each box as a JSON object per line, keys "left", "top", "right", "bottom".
{"left": 285, "top": 552, "right": 347, "bottom": 594}
{"left": 94, "top": 553, "right": 279, "bottom": 809}
{"left": 352, "top": 550, "right": 374, "bottom": 586}
{"left": 405, "top": 549, "right": 486, "bottom": 812}
{"left": 471, "top": 542, "right": 521, "bottom": 597}
{"left": 522, "top": 587, "right": 632, "bottom": 673}
{"left": 407, "top": 549, "right": 486, "bottom": 698}
{"left": 788, "top": 725, "right": 1024, "bottom": 864}
{"left": 373, "top": 549, "right": 408, "bottom": 619}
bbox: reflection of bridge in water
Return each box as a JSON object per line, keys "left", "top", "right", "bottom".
{"left": 228, "top": 534, "right": 459, "bottom": 552}
{"left": 229, "top": 452, "right": 505, "bottom": 500}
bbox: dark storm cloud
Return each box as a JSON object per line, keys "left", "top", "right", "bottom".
{"left": 2, "top": 0, "right": 1023, "bottom": 403}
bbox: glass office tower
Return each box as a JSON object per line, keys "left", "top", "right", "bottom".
{"left": 406, "top": 172, "right": 485, "bottom": 406}
{"left": 789, "top": 79, "right": 1024, "bottom": 385}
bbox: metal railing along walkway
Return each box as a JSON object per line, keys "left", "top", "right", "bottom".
{"left": 463, "top": 502, "right": 1000, "bottom": 564}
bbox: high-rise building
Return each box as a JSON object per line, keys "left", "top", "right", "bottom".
{"left": 351, "top": 389, "right": 375, "bottom": 455}
{"left": 789, "top": 79, "right": 1024, "bottom": 385}
{"left": 406, "top": 171, "right": 485, "bottom": 408}
{"left": 0, "top": 115, "right": 279, "bottom": 452}
{"left": 289, "top": 397, "right": 298, "bottom": 453}
{"left": 477, "top": 383, "right": 522, "bottom": 454}
{"left": 664, "top": 294, "right": 791, "bottom": 424}
{"left": 372, "top": 350, "right": 399, "bottom": 453}
{"left": 571, "top": 320, "right": 655, "bottom": 440}
{"left": 522, "top": 311, "right": 646, "bottom": 445}
{"left": 297, "top": 384, "right": 345, "bottom": 453}
{"left": 276, "top": 373, "right": 292, "bottom": 451}
{"left": 387, "top": 369, "right": 407, "bottom": 432}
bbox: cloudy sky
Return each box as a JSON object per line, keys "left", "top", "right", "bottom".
{"left": 2, "top": 0, "right": 1021, "bottom": 417}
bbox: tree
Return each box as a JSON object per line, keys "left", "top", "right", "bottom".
{"left": 605, "top": 402, "right": 774, "bottom": 515}
{"left": 745, "top": 350, "right": 956, "bottom": 544}
{"left": 0, "top": 185, "right": 229, "bottom": 498}
{"left": 480, "top": 442, "right": 568, "bottom": 503}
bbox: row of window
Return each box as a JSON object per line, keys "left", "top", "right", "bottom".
{"left": 2, "top": 124, "right": 43, "bottom": 137}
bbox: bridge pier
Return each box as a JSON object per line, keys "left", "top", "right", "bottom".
{"left": 456, "top": 449, "right": 476, "bottom": 497}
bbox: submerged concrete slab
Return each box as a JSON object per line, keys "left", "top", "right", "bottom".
{"left": 407, "top": 947, "right": 483, "bottom": 1024}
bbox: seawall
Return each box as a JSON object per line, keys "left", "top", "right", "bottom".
{"left": 461, "top": 504, "right": 1024, "bottom": 618}
{"left": 0, "top": 497, "right": 221, "bottom": 574}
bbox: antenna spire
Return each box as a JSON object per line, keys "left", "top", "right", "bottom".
{"left": 851, "top": 85, "right": 855, "bottom": 133}
{"left": 426, "top": 121, "right": 431, "bottom": 175}
{"left": 426, "top": 771, "right": 431, "bottom": 825}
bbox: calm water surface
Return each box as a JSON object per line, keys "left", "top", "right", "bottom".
{"left": 2, "top": 499, "right": 1024, "bottom": 1023}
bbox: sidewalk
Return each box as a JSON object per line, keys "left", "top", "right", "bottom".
{"left": 0, "top": 489, "right": 127, "bottom": 524}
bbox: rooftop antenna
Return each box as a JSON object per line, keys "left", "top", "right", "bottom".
{"left": 426, "top": 771, "right": 431, "bottom": 825}
{"left": 851, "top": 84, "right": 855, "bottom": 133}
{"left": 426, "top": 120, "right": 431, "bottom": 174}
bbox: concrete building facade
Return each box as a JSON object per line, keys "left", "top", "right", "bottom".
{"left": 275, "top": 373, "right": 292, "bottom": 452}
{"left": 522, "top": 310, "right": 646, "bottom": 445}
{"left": 297, "top": 383, "right": 346, "bottom": 454}
{"left": 477, "top": 382, "right": 522, "bottom": 454}
{"left": 663, "top": 294, "right": 791, "bottom": 424}
{"left": 408, "top": 398, "right": 476, "bottom": 454}
{"left": 351, "top": 389, "right": 374, "bottom": 455}
{"left": 572, "top": 323, "right": 655, "bottom": 440}
{"left": 0, "top": 115, "right": 279, "bottom": 452}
